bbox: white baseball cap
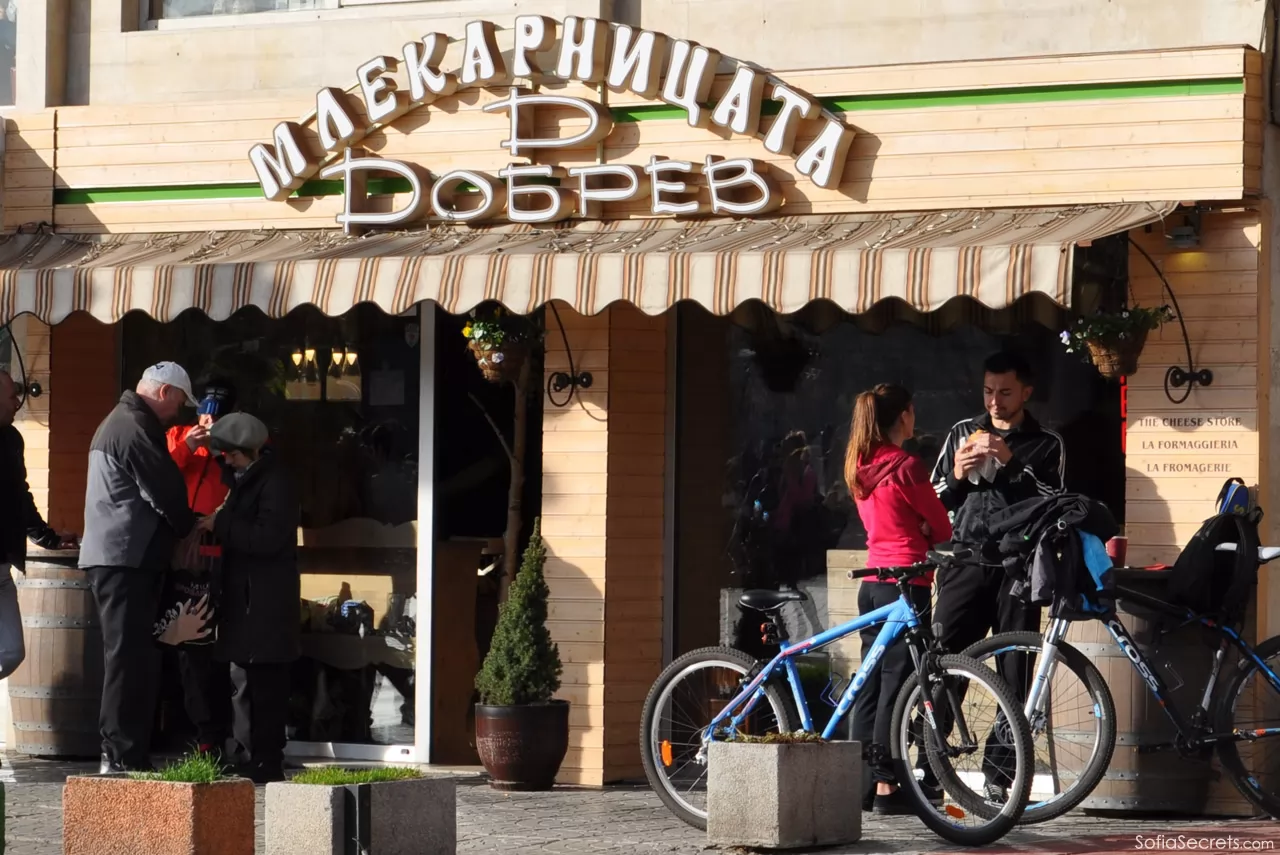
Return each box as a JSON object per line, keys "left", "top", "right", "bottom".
{"left": 141, "top": 362, "right": 198, "bottom": 407}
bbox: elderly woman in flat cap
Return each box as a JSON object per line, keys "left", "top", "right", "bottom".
{"left": 195, "top": 412, "right": 299, "bottom": 784}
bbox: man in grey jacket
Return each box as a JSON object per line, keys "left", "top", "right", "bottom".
{"left": 80, "top": 362, "right": 199, "bottom": 773}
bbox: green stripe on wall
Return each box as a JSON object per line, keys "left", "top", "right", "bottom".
{"left": 53, "top": 77, "right": 1245, "bottom": 206}
{"left": 612, "top": 77, "right": 1244, "bottom": 121}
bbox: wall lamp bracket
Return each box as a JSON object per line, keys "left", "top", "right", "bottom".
{"left": 549, "top": 371, "right": 593, "bottom": 394}
{"left": 1166, "top": 367, "right": 1213, "bottom": 391}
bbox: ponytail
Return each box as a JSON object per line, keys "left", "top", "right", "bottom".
{"left": 844, "top": 383, "right": 913, "bottom": 500}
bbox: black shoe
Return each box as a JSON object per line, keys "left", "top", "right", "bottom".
{"left": 232, "top": 761, "right": 285, "bottom": 785}
{"left": 921, "top": 778, "right": 944, "bottom": 807}
{"left": 862, "top": 788, "right": 875, "bottom": 812}
{"left": 872, "top": 788, "right": 917, "bottom": 816}
{"left": 99, "top": 754, "right": 155, "bottom": 775}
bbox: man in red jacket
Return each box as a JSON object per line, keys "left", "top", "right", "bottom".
{"left": 165, "top": 377, "right": 237, "bottom": 757}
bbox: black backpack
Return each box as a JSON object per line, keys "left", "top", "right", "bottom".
{"left": 1167, "top": 505, "right": 1263, "bottom": 624}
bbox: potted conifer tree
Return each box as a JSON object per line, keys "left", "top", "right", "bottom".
{"left": 473, "top": 519, "right": 569, "bottom": 790}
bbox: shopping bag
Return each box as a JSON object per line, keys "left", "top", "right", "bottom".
{"left": 172, "top": 526, "right": 204, "bottom": 572}
{"left": 154, "top": 533, "right": 222, "bottom": 647}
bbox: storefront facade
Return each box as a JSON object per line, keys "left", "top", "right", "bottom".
{"left": 0, "top": 1, "right": 1273, "bottom": 787}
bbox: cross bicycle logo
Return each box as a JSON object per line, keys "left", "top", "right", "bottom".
{"left": 1107, "top": 618, "right": 1162, "bottom": 694}
{"left": 847, "top": 644, "right": 886, "bottom": 701}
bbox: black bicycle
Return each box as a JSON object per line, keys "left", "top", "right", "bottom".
{"left": 964, "top": 542, "right": 1280, "bottom": 823}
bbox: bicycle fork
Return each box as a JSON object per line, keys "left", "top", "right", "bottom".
{"left": 1022, "top": 618, "right": 1071, "bottom": 734}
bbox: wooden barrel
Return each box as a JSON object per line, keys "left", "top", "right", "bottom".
{"left": 1066, "top": 570, "right": 1256, "bottom": 816}
{"left": 7, "top": 558, "right": 104, "bottom": 759}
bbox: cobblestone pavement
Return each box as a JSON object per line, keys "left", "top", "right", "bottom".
{"left": 2, "top": 755, "right": 1275, "bottom": 854}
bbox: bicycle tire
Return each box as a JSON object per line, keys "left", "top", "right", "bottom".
{"left": 639, "top": 646, "right": 796, "bottom": 829}
{"left": 889, "top": 654, "right": 1034, "bottom": 847}
{"left": 962, "top": 631, "right": 1117, "bottom": 824}
{"left": 1214, "top": 633, "right": 1280, "bottom": 818}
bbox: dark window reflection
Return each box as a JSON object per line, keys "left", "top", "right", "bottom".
{"left": 123, "top": 305, "right": 420, "bottom": 750}
{"left": 674, "top": 301, "right": 1122, "bottom": 654}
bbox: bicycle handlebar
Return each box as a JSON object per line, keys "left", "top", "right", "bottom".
{"left": 847, "top": 549, "right": 974, "bottom": 583}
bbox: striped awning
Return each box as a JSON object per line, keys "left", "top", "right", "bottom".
{"left": 0, "top": 203, "right": 1175, "bottom": 324}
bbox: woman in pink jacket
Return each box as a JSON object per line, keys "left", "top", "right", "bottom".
{"left": 844, "top": 383, "right": 952, "bottom": 815}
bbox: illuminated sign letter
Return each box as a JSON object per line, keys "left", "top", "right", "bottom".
{"left": 763, "top": 83, "right": 819, "bottom": 156}
{"left": 607, "top": 25, "right": 667, "bottom": 99}
{"left": 556, "top": 16, "right": 610, "bottom": 83}
{"left": 430, "top": 170, "right": 505, "bottom": 223}
{"left": 703, "top": 156, "right": 780, "bottom": 216}
{"left": 460, "top": 20, "right": 506, "bottom": 87}
{"left": 512, "top": 15, "right": 557, "bottom": 77}
{"left": 357, "top": 56, "right": 408, "bottom": 126}
{"left": 711, "top": 66, "right": 765, "bottom": 136}
{"left": 500, "top": 164, "right": 575, "bottom": 224}
{"left": 795, "top": 119, "right": 855, "bottom": 189}
{"left": 403, "top": 34, "right": 458, "bottom": 104}
{"left": 567, "top": 164, "right": 647, "bottom": 218}
{"left": 248, "top": 122, "right": 317, "bottom": 202}
{"left": 645, "top": 156, "right": 706, "bottom": 216}
{"left": 320, "top": 148, "right": 430, "bottom": 234}
{"left": 661, "top": 40, "right": 720, "bottom": 128}
{"left": 315, "top": 87, "right": 360, "bottom": 152}
{"left": 483, "top": 88, "right": 613, "bottom": 157}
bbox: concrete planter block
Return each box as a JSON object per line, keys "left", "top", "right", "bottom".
{"left": 708, "top": 741, "right": 862, "bottom": 850}
{"left": 63, "top": 776, "right": 254, "bottom": 855}
{"left": 266, "top": 776, "right": 455, "bottom": 855}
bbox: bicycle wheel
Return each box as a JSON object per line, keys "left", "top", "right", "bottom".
{"left": 962, "top": 631, "right": 1116, "bottom": 823}
{"left": 1214, "top": 633, "right": 1280, "bottom": 817}
{"left": 640, "top": 646, "right": 796, "bottom": 829}
{"left": 889, "top": 654, "right": 1034, "bottom": 847}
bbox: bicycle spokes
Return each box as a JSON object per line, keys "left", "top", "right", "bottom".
{"left": 648, "top": 658, "right": 788, "bottom": 819}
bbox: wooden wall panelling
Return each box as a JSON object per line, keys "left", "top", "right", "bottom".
{"left": 37, "top": 46, "right": 1257, "bottom": 233}
{"left": 543, "top": 305, "right": 610, "bottom": 786}
{"left": 4, "top": 111, "right": 56, "bottom": 232}
{"left": 602, "top": 304, "right": 666, "bottom": 783}
{"left": 49, "top": 93, "right": 1252, "bottom": 233}
{"left": 47, "top": 314, "right": 117, "bottom": 533}
{"left": 1124, "top": 212, "right": 1261, "bottom": 565}
{"left": 541, "top": 303, "right": 669, "bottom": 785}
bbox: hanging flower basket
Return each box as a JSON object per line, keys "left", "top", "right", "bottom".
{"left": 1062, "top": 304, "right": 1175, "bottom": 382}
{"left": 462, "top": 305, "right": 537, "bottom": 385}
{"left": 1085, "top": 330, "right": 1148, "bottom": 381}
{"left": 469, "top": 340, "right": 528, "bottom": 384}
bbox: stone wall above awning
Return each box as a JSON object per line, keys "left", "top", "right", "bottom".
{"left": 0, "top": 203, "right": 1175, "bottom": 325}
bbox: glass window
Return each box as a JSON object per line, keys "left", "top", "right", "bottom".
{"left": 0, "top": 1, "right": 16, "bottom": 106}
{"left": 673, "top": 297, "right": 1125, "bottom": 660}
{"left": 151, "top": 0, "right": 333, "bottom": 18}
{"left": 123, "top": 304, "right": 421, "bottom": 748}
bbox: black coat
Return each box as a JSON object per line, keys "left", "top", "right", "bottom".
{"left": 213, "top": 453, "right": 301, "bottom": 665}
{"left": 0, "top": 425, "right": 57, "bottom": 570}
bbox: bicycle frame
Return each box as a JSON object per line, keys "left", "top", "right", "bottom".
{"left": 705, "top": 593, "right": 922, "bottom": 742}
{"left": 1021, "top": 585, "right": 1280, "bottom": 751}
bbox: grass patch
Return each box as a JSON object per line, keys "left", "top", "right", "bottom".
{"left": 128, "top": 752, "right": 226, "bottom": 784}
{"left": 289, "top": 767, "right": 423, "bottom": 786}
{"left": 728, "top": 731, "right": 828, "bottom": 745}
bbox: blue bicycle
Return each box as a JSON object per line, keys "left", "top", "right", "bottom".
{"left": 640, "top": 551, "right": 1035, "bottom": 846}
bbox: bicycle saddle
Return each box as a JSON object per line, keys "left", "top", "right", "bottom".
{"left": 1215, "top": 543, "right": 1280, "bottom": 564}
{"left": 738, "top": 589, "right": 808, "bottom": 611}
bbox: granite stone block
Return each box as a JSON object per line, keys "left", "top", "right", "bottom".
{"left": 707, "top": 741, "right": 861, "bottom": 849}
